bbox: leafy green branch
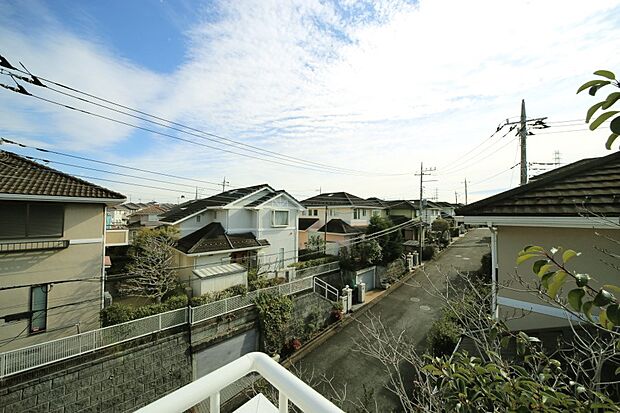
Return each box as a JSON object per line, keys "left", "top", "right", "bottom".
{"left": 577, "top": 70, "right": 620, "bottom": 149}
{"left": 517, "top": 246, "right": 620, "bottom": 330}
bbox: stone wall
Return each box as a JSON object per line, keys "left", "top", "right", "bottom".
{"left": 0, "top": 329, "right": 192, "bottom": 413}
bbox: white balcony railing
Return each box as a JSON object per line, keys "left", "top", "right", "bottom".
{"left": 134, "top": 352, "right": 344, "bottom": 413}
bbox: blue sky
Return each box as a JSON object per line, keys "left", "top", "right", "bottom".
{"left": 1, "top": 0, "right": 620, "bottom": 203}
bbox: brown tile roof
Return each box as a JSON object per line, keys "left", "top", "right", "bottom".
{"left": 0, "top": 150, "right": 125, "bottom": 201}
{"left": 457, "top": 151, "right": 620, "bottom": 217}
{"left": 176, "top": 222, "right": 269, "bottom": 255}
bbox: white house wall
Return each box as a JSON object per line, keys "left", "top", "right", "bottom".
{"left": 177, "top": 210, "right": 218, "bottom": 237}
{"left": 256, "top": 197, "right": 299, "bottom": 268}
{"left": 226, "top": 208, "right": 254, "bottom": 234}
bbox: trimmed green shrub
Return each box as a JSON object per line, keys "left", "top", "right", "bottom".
{"left": 100, "top": 303, "right": 135, "bottom": 326}
{"left": 288, "top": 256, "right": 338, "bottom": 269}
{"left": 431, "top": 218, "right": 450, "bottom": 233}
{"left": 164, "top": 294, "right": 188, "bottom": 310}
{"left": 427, "top": 316, "right": 460, "bottom": 356}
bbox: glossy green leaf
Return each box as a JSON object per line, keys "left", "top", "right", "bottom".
{"left": 562, "top": 249, "right": 579, "bottom": 263}
{"left": 541, "top": 271, "right": 556, "bottom": 289}
{"left": 607, "top": 304, "right": 620, "bottom": 325}
{"left": 602, "top": 284, "right": 620, "bottom": 295}
{"left": 574, "top": 274, "right": 589, "bottom": 288}
{"left": 605, "top": 133, "right": 619, "bottom": 150}
{"left": 590, "top": 111, "right": 619, "bottom": 131}
{"left": 567, "top": 288, "right": 585, "bottom": 311}
{"left": 602, "top": 92, "right": 620, "bottom": 109}
{"left": 577, "top": 79, "right": 610, "bottom": 94}
{"left": 532, "top": 260, "right": 547, "bottom": 275}
{"left": 547, "top": 271, "right": 567, "bottom": 299}
{"left": 615, "top": 366, "right": 620, "bottom": 376}
{"left": 582, "top": 301, "right": 595, "bottom": 322}
{"left": 585, "top": 102, "right": 604, "bottom": 123}
{"left": 593, "top": 289, "right": 614, "bottom": 307}
{"left": 516, "top": 254, "right": 537, "bottom": 265}
{"left": 611, "top": 116, "right": 620, "bottom": 134}
{"left": 594, "top": 69, "right": 616, "bottom": 80}
{"left": 537, "top": 263, "right": 553, "bottom": 278}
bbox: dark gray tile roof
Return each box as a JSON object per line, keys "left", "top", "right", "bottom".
{"left": 176, "top": 222, "right": 269, "bottom": 254}
{"left": 0, "top": 150, "right": 125, "bottom": 200}
{"left": 245, "top": 190, "right": 286, "bottom": 207}
{"left": 457, "top": 151, "right": 620, "bottom": 217}
{"left": 317, "top": 219, "right": 364, "bottom": 234}
{"left": 160, "top": 184, "right": 272, "bottom": 223}
{"left": 302, "top": 192, "right": 380, "bottom": 207}
{"left": 299, "top": 217, "right": 319, "bottom": 230}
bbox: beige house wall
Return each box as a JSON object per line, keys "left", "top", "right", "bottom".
{"left": 0, "top": 203, "right": 105, "bottom": 351}
{"left": 497, "top": 225, "right": 620, "bottom": 330}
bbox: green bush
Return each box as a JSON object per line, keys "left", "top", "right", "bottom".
{"left": 431, "top": 218, "right": 450, "bottom": 233}
{"left": 100, "top": 304, "right": 135, "bottom": 327}
{"left": 422, "top": 245, "right": 436, "bottom": 261}
{"left": 255, "top": 293, "right": 293, "bottom": 355}
{"left": 427, "top": 316, "right": 460, "bottom": 356}
{"left": 288, "top": 256, "right": 338, "bottom": 269}
{"left": 449, "top": 227, "right": 460, "bottom": 238}
{"left": 163, "top": 294, "right": 188, "bottom": 310}
{"left": 249, "top": 276, "right": 285, "bottom": 291}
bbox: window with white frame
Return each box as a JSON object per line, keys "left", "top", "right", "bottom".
{"left": 313, "top": 209, "right": 318, "bottom": 216}
{"left": 272, "top": 210, "right": 289, "bottom": 226}
{"left": 362, "top": 209, "right": 367, "bottom": 217}
{"left": 196, "top": 215, "right": 201, "bottom": 223}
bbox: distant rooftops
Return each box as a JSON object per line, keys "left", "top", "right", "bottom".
{"left": 176, "top": 222, "right": 269, "bottom": 255}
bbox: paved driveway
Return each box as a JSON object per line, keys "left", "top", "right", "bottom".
{"left": 292, "top": 229, "right": 491, "bottom": 412}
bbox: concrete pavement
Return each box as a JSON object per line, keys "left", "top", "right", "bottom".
{"left": 292, "top": 228, "right": 491, "bottom": 411}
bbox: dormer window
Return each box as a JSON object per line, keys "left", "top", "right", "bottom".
{"left": 272, "top": 210, "right": 289, "bottom": 227}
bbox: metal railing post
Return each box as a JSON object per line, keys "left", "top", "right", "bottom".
{"left": 1, "top": 353, "right": 5, "bottom": 379}
{"left": 158, "top": 314, "right": 162, "bottom": 331}
{"left": 279, "top": 391, "right": 289, "bottom": 413}
{"left": 210, "top": 392, "right": 220, "bottom": 413}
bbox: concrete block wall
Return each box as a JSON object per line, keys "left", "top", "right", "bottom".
{"left": 0, "top": 330, "right": 192, "bottom": 413}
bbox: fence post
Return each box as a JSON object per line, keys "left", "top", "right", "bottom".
{"left": 158, "top": 313, "right": 162, "bottom": 331}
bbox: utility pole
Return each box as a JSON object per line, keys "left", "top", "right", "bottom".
{"left": 462, "top": 178, "right": 468, "bottom": 205}
{"left": 323, "top": 202, "right": 328, "bottom": 254}
{"left": 195, "top": 187, "right": 198, "bottom": 200}
{"left": 501, "top": 101, "right": 548, "bottom": 186}
{"left": 554, "top": 150, "right": 561, "bottom": 165}
{"left": 519, "top": 100, "right": 528, "bottom": 185}
{"left": 414, "top": 163, "right": 436, "bottom": 263}
{"left": 222, "top": 177, "right": 229, "bottom": 192}
{"left": 455, "top": 191, "right": 458, "bottom": 204}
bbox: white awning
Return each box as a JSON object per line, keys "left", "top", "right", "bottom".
{"left": 193, "top": 263, "right": 247, "bottom": 279}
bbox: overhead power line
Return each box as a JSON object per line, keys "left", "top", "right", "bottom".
{"left": 0, "top": 60, "right": 410, "bottom": 177}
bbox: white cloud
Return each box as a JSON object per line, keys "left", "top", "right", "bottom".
{"left": 1, "top": 0, "right": 619, "bottom": 203}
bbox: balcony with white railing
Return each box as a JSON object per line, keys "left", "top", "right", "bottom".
{"left": 134, "top": 351, "right": 343, "bottom": 413}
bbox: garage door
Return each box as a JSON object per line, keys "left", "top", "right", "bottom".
{"left": 356, "top": 267, "right": 376, "bottom": 290}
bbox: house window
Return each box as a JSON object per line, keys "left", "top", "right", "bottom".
{"left": 272, "top": 210, "right": 289, "bottom": 226}
{"left": 0, "top": 202, "right": 64, "bottom": 239}
{"left": 362, "top": 210, "right": 367, "bottom": 217}
{"left": 196, "top": 215, "right": 201, "bottom": 223}
{"left": 313, "top": 209, "right": 318, "bottom": 216}
{"left": 354, "top": 209, "right": 361, "bottom": 219}
{"left": 30, "top": 285, "right": 48, "bottom": 334}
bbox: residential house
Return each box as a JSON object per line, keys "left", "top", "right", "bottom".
{"left": 300, "top": 192, "right": 388, "bottom": 251}
{"left": 159, "top": 184, "right": 304, "bottom": 295}
{"left": 298, "top": 217, "right": 321, "bottom": 250}
{"left": 0, "top": 150, "right": 125, "bottom": 351}
{"left": 457, "top": 151, "right": 620, "bottom": 331}
{"left": 127, "top": 203, "right": 167, "bottom": 241}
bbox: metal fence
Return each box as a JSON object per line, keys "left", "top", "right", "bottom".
{"left": 190, "top": 275, "right": 314, "bottom": 324}
{"left": 0, "top": 307, "right": 188, "bottom": 379}
{"left": 0, "top": 262, "right": 340, "bottom": 379}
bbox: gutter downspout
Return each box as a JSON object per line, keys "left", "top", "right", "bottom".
{"left": 488, "top": 224, "right": 499, "bottom": 320}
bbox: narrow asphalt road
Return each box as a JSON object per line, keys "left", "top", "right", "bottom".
{"left": 292, "top": 228, "right": 490, "bottom": 412}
